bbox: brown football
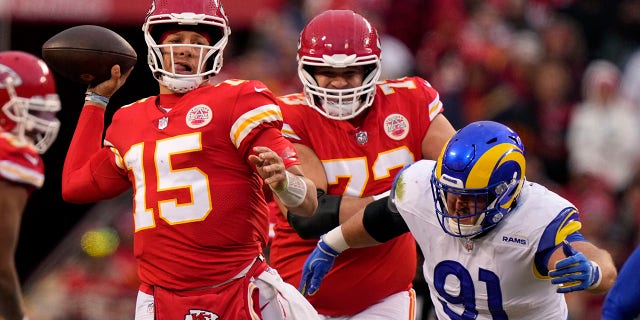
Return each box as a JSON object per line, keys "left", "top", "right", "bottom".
{"left": 42, "top": 25, "right": 137, "bottom": 86}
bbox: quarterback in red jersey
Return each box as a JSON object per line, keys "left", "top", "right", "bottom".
{"left": 0, "top": 51, "right": 61, "bottom": 320}
{"left": 61, "top": 1, "right": 319, "bottom": 319}
{"left": 270, "top": 10, "right": 456, "bottom": 319}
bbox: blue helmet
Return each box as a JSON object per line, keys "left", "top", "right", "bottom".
{"left": 430, "top": 121, "right": 526, "bottom": 238}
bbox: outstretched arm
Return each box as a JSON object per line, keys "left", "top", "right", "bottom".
{"left": 249, "top": 146, "right": 317, "bottom": 217}
{"left": 283, "top": 143, "right": 389, "bottom": 239}
{"left": 299, "top": 196, "right": 409, "bottom": 296}
{"left": 549, "top": 240, "right": 617, "bottom": 294}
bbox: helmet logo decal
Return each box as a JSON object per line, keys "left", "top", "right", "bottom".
{"left": 0, "top": 64, "right": 22, "bottom": 88}
{"left": 383, "top": 114, "right": 409, "bottom": 140}
{"left": 467, "top": 143, "right": 525, "bottom": 189}
{"left": 186, "top": 104, "right": 213, "bottom": 128}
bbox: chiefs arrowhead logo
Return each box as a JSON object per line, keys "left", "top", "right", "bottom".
{"left": 185, "top": 309, "right": 218, "bottom": 320}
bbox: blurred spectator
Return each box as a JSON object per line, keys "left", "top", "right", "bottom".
{"left": 528, "top": 59, "right": 576, "bottom": 185}
{"left": 566, "top": 59, "right": 640, "bottom": 194}
{"left": 539, "top": 14, "right": 587, "bottom": 98}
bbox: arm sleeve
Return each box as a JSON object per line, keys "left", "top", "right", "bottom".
{"left": 287, "top": 189, "right": 341, "bottom": 239}
{"left": 602, "top": 246, "right": 640, "bottom": 319}
{"left": 362, "top": 196, "right": 409, "bottom": 243}
{"left": 534, "top": 207, "right": 584, "bottom": 276}
{"left": 61, "top": 105, "right": 129, "bottom": 203}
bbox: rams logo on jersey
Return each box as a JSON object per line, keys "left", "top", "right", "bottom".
{"left": 502, "top": 235, "right": 527, "bottom": 246}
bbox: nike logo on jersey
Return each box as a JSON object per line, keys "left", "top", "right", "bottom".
{"left": 254, "top": 87, "right": 267, "bottom": 93}
{"left": 23, "top": 153, "right": 39, "bottom": 166}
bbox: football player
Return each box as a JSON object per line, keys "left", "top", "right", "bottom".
{"left": 270, "top": 9, "right": 456, "bottom": 319}
{"left": 301, "top": 121, "right": 617, "bottom": 319}
{"left": 602, "top": 245, "right": 640, "bottom": 319}
{"left": 61, "top": 0, "right": 320, "bottom": 319}
{"left": 0, "top": 51, "right": 61, "bottom": 320}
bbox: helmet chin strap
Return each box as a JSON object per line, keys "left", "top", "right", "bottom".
{"left": 447, "top": 212, "right": 486, "bottom": 236}
{"left": 160, "top": 75, "right": 205, "bottom": 94}
{"left": 321, "top": 99, "right": 361, "bottom": 118}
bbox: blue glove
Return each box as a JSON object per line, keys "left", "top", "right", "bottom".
{"left": 299, "top": 237, "right": 340, "bottom": 296}
{"left": 549, "top": 241, "right": 601, "bottom": 293}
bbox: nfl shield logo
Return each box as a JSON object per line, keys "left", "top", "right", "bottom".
{"left": 158, "top": 117, "right": 168, "bottom": 130}
{"left": 355, "top": 131, "right": 368, "bottom": 145}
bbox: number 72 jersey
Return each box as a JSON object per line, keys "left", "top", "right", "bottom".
{"left": 273, "top": 76, "right": 443, "bottom": 315}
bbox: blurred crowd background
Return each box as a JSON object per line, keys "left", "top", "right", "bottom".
{"left": 4, "top": 0, "right": 640, "bottom": 319}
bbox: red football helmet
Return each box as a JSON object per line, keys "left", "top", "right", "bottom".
{"left": 297, "top": 10, "right": 382, "bottom": 120}
{"left": 0, "top": 51, "right": 61, "bottom": 154}
{"left": 143, "top": 0, "right": 231, "bottom": 93}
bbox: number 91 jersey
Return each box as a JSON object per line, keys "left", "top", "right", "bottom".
{"left": 395, "top": 160, "right": 577, "bottom": 319}
{"left": 272, "top": 76, "right": 443, "bottom": 315}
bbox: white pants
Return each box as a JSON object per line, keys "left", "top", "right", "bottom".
{"left": 319, "top": 289, "right": 416, "bottom": 320}
{"left": 134, "top": 266, "right": 319, "bottom": 320}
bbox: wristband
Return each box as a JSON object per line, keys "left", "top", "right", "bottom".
{"left": 85, "top": 90, "right": 110, "bottom": 107}
{"left": 323, "top": 226, "right": 349, "bottom": 253}
{"left": 271, "top": 171, "right": 307, "bottom": 208}
{"left": 588, "top": 260, "right": 602, "bottom": 290}
{"left": 372, "top": 190, "right": 390, "bottom": 201}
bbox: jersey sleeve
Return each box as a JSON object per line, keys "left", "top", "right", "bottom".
{"left": 61, "top": 105, "right": 130, "bottom": 203}
{"left": 533, "top": 207, "right": 585, "bottom": 276}
{"left": 226, "top": 80, "right": 296, "bottom": 167}
{"left": 277, "top": 93, "right": 310, "bottom": 146}
{"left": 413, "top": 76, "right": 444, "bottom": 122}
{"left": 251, "top": 127, "right": 301, "bottom": 168}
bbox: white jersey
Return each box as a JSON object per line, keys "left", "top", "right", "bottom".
{"left": 394, "top": 160, "right": 582, "bottom": 319}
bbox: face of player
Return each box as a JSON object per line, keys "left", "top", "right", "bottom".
{"left": 161, "top": 30, "right": 211, "bottom": 75}
{"left": 445, "top": 193, "right": 487, "bottom": 225}
{"left": 313, "top": 66, "right": 365, "bottom": 90}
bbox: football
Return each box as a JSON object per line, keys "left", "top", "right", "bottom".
{"left": 42, "top": 25, "right": 137, "bottom": 86}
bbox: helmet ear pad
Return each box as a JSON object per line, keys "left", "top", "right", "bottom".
{"left": 488, "top": 161, "right": 523, "bottom": 209}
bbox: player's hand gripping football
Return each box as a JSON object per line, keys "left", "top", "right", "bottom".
{"left": 299, "top": 236, "right": 340, "bottom": 296}
{"left": 549, "top": 241, "right": 601, "bottom": 293}
{"left": 88, "top": 64, "right": 133, "bottom": 102}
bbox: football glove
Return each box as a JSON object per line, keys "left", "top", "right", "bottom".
{"left": 299, "top": 236, "right": 340, "bottom": 296}
{"left": 549, "top": 241, "right": 601, "bottom": 293}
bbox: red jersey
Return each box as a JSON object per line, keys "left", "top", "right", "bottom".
{"left": 63, "top": 80, "right": 300, "bottom": 290}
{"left": 271, "top": 77, "right": 444, "bottom": 315}
{"left": 0, "top": 132, "right": 45, "bottom": 190}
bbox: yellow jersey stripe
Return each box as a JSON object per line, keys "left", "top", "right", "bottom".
{"left": 230, "top": 104, "right": 283, "bottom": 148}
